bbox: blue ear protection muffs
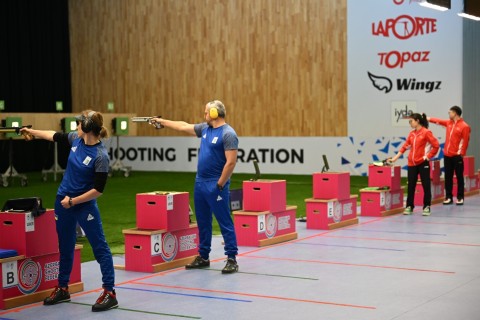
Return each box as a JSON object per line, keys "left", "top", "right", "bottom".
{"left": 81, "top": 111, "right": 96, "bottom": 133}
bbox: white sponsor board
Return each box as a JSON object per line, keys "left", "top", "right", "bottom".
{"left": 348, "top": 0, "right": 462, "bottom": 138}
{"left": 106, "top": 135, "right": 445, "bottom": 177}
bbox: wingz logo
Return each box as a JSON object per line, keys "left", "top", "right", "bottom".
{"left": 368, "top": 72, "right": 392, "bottom": 93}
{"left": 368, "top": 72, "right": 441, "bottom": 93}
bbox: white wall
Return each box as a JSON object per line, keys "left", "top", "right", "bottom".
{"left": 109, "top": 0, "right": 468, "bottom": 177}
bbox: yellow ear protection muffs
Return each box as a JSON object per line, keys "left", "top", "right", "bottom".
{"left": 81, "top": 111, "right": 96, "bottom": 133}
{"left": 209, "top": 106, "right": 219, "bottom": 119}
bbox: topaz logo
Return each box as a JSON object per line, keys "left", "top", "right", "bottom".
{"left": 368, "top": 72, "right": 393, "bottom": 93}
{"left": 368, "top": 72, "right": 441, "bottom": 93}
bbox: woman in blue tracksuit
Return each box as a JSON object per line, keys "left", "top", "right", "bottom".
{"left": 21, "top": 110, "right": 118, "bottom": 312}
{"left": 150, "top": 100, "right": 239, "bottom": 274}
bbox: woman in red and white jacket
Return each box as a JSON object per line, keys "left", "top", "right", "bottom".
{"left": 427, "top": 106, "right": 470, "bottom": 205}
{"left": 389, "top": 113, "right": 440, "bottom": 216}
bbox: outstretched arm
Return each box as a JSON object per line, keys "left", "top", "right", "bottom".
{"left": 20, "top": 128, "right": 56, "bottom": 141}
{"left": 150, "top": 117, "right": 196, "bottom": 136}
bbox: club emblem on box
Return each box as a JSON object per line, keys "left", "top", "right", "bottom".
{"left": 18, "top": 260, "right": 42, "bottom": 295}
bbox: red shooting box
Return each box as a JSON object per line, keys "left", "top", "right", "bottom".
{"left": 360, "top": 187, "right": 404, "bottom": 216}
{"left": 0, "top": 245, "right": 83, "bottom": 310}
{"left": 368, "top": 165, "right": 401, "bottom": 191}
{"left": 242, "top": 180, "right": 286, "bottom": 213}
{"left": 312, "top": 172, "right": 350, "bottom": 200}
{"left": 414, "top": 179, "right": 445, "bottom": 206}
{"left": 453, "top": 175, "right": 479, "bottom": 196}
{"left": 430, "top": 160, "right": 441, "bottom": 183}
{"left": 305, "top": 195, "right": 358, "bottom": 230}
{"left": 233, "top": 206, "right": 297, "bottom": 247}
{"left": 0, "top": 210, "right": 58, "bottom": 258}
{"left": 136, "top": 191, "right": 190, "bottom": 231}
{"left": 123, "top": 224, "right": 199, "bottom": 273}
{"left": 463, "top": 156, "right": 475, "bottom": 177}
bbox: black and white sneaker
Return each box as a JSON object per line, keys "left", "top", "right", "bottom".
{"left": 456, "top": 199, "right": 464, "bottom": 205}
{"left": 222, "top": 258, "right": 239, "bottom": 274}
{"left": 443, "top": 198, "right": 453, "bottom": 205}
{"left": 185, "top": 256, "right": 210, "bottom": 269}
{"left": 92, "top": 289, "right": 118, "bottom": 312}
{"left": 44, "top": 286, "right": 70, "bottom": 305}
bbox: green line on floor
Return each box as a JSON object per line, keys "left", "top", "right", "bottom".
{"left": 203, "top": 268, "right": 318, "bottom": 280}
{"left": 68, "top": 302, "right": 201, "bottom": 319}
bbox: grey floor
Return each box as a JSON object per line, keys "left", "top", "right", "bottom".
{"left": 2, "top": 194, "right": 480, "bottom": 320}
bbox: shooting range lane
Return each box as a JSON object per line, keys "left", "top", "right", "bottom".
{"left": 1, "top": 194, "right": 479, "bottom": 319}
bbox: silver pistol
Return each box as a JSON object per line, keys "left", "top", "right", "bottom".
{"left": 131, "top": 116, "right": 164, "bottom": 129}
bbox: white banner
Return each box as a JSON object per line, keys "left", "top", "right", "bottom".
{"left": 347, "top": 0, "right": 463, "bottom": 138}
{"left": 106, "top": 135, "right": 445, "bottom": 177}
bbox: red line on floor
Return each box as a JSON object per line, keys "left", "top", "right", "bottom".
{"left": 131, "top": 281, "right": 376, "bottom": 310}
{"left": 239, "top": 217, "right": 386, "bottom": 257}
{"left": 323, "top": 235, "right": 480, "bottom": 247}
{"left": 387, "top": 220, "right": 480, "bottom": 227}
{"left": 244, "top": 255, "right": 455, "bottom": 274}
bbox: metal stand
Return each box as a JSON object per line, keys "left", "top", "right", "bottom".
{"left": 109, "top": 135, "right": 131, "bottom": 177}
{"left": 1, "top": 138, "right": 28, "bottom": 187}
{"left": 41, "top": 142, "right": 65, "bottom": 182}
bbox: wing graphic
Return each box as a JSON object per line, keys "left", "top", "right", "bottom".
{"left": 367, "top": 72, "right": 393, "bottom": 93}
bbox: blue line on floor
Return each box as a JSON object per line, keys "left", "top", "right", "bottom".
{"left": 292, "top": 242, "right": 405, "bottom": 251}
{"left": 339, "top": 229, "right": 447, "bottom": 236}
{"left": 117, "top": 286, "right": 252, "bottom": 303}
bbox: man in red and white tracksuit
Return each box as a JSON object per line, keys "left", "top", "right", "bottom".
{"left": 428, "top": 106, "right": 471, "bottom": 205}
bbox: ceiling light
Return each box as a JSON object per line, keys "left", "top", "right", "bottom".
{"left": 419, "top": 0, "right": 450, "bottom": 11}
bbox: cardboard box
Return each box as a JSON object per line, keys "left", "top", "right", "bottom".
{"left": 312, "top": 172, "right": 350, "bottom": 200}
{"left": 463, "top": 156, "right": 475, "bottom": 177}
{"left": 305, "top": 195, "right": 358, "bottom": 230}
{"left": 0, "top": 210, "right": 58, "bottom": 258}
{"left": 453, "top": 175, "right": 479, "bottom": 195}
{"left": 136, "top": 192, "right": 190, "bottom": 231}
{"left": 1, "top": 245, "right": 82, "bottom": 310}
{"left": 368, "top": 165, "right": 401, "bottom": 191}
{"left": 360, "top": 187, "right": 404, "bottom": 216}
{"left": 234, "top": 206, "right": 297, "bottom": 247}
{"left": 243, "top": 180, "right": 286, "bottom": 213}
{"left": 124, "top": 224, "right": 199, "bottom": 272}
{"left": 414, "top": 179, "right": 445, "bottom": 206}
{"left": 429, "top": 160, "right": 441, "bottom": 183}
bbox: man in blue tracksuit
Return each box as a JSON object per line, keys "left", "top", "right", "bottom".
{"left": 150, "top": 100, "right": 239, "bottom": 273}
{"left": 21, "top": 110, "right": 118, "bottom": 311}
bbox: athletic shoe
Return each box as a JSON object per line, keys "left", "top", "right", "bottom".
{"left": 403, "top": 206, "right": 413, "bottom": 215}
{"left": 443, "top": 198, "right": 453, "bottom": 205}
{"left": 185, "top": 256, "right": 210, "bottom": 269}
{"left": 222, "top": 258, "right": 239, "bottom": 274}
{"left": 456, "top": 199, "right": 464, "bottom": 205}
{"left": 44, "top": 286, "right": 70, "bottom": 305}
{"left": 422, "top": 206, "right": 431, "bottom": 216}
{"left": 92, "top": 289, "right": 118, "bottom": 312}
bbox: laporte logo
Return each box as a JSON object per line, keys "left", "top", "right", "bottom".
{"left": 393, "top": 0, "right": 423, "bottom": 5}
{"left": 368, "top": 72, "right": 442, "bottom": 93}
{"left": 372, "top": 15, "right": 437, "bottom": 40}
